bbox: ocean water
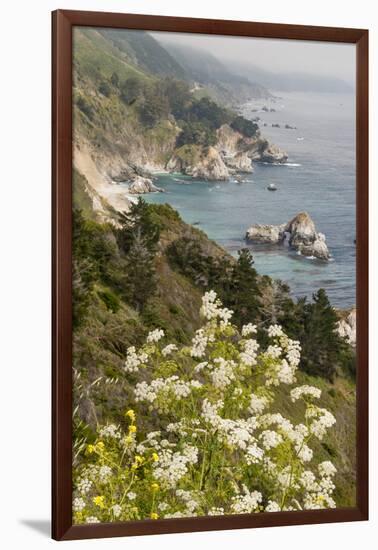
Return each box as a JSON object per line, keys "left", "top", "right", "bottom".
{"left": 143, "top": 92, "right": 356, "bottom": 308}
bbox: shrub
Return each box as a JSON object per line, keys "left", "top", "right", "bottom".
{"left": 73, "top": 291, "right": 338, "bottom": 524}
{"left": 231, "top": 116, "right": 259, "bottom": 138}
{"left": 98, "top": 289, "right": 120, "bottom": 313}
{"left": 98, "top": 81, "right": 111, "bottom": 97}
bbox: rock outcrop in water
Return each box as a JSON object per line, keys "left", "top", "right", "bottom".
{"left": 166, "top": 125, "right": 289, "bottom": 181}
{"left": 216, "top": 124, "right": 288, "bottom": 168}
{"left": 128, "top": 176, "right": 164, "bottom": 194}
{"left": 167, "top": 145, "right": 230, "bottom": 181}
{"left": 259, "top": 144, "right": 288, "bottom": 164}
{"left": 246, "top": 212, "right": 330, "bottom": 261}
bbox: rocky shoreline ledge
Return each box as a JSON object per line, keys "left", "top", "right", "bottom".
{"left": 246, "top": 211, "right": 330, "bottom": 261}
{"left": 166, "top": 123, "right": 288, "bottom": 181}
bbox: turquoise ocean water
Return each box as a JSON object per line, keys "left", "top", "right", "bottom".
{"left": 142, "top": 91, "right": 356, "bottom": 308}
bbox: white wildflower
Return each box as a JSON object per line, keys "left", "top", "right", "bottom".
{"left": 98, "top": 465, "right": 112, "bottom": 483}
{"left": 268, "top": 324, "right": 284, "bottom": 338}
{"left": 124, "top": 346, "right": 148, "bottom": 373}
{"left": 319, "top": 461, "right": 337, "bottom": 477}
{"left": 249, "top": 393, "right": 269, "bottom": 414}
{"left": 231, "top": 486, "right": 262, "bottom": 514}
{"left": 240, "top": 338, "right": 259, "bottom": 367}
{"left": 111, "top": 504, "right": 122, "bottom": 518}
{"left": 147, "top": 328, "right": 165, "bottom": 343}
{"left": 99, "top": 424, "right": 121, "bottom": 439}
{"left": 73, "top": 497, "right": 86, "bottom": 512}
{"left": 161, "top": 344, "right": 177, "bottom": 356}
{"left": 265, "top": 500, "right": 281, "bottom": 512}
{"left": 208, "top": 507, "right": 225, "bottom": 515}
{"left": 86, "top": 516, "right": 100, "bottom": 523}
{"left": 260, "top": 430, "right": 283, "bottom": 450}
{"left": 242, "top": 323, "right": 257, "bottom": 337}
{"left": 291, "top": 385, "right": 322, "bottom": 402}
{"left": 77, "top": 477, "right": 92, "bottom": 495}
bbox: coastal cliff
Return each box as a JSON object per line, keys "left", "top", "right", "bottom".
{"left": 73, "top": 27, "right": 288, "bottom": 205}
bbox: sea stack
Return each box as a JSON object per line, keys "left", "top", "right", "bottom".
{"left": 128, "top": 176, "right": 164, "bottom": 194}
{"left": 246, "top": 211, "right": 330, "bottom": 261}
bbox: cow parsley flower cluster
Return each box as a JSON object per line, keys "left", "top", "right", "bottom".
{"left": 147, "top": 328, "right": 165, "bottom": 344}
{"left": 124, "top": 346, "right": 148, "bottom": 373}
{"left": 73, "top": 291, "right": 339, "bottom": 525}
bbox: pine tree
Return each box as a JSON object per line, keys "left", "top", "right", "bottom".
{"left": 117, "top": 198, "right": 160, "bottom": 255}
{"left": 117, "top": 199, "right": 160, "bottom": 312}
{"left": 225, "top": 249, "right": 261, "bottom": 327}
{"left": 299, "top": 288, "right": 347, "bottom": 381}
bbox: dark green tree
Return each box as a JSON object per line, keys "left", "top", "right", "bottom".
{"left": 116, "top": 199, "right": 160, "bottom": 311}
{"left": 136, "top": 84, "right": 169, "bottom": 128}
{"left": 188, "top": 97, "right": 231, "bottom": 129}
{"left": 120, "top": 77, "right": 144, "bottom": 105}
{"left": 176, "top": 121, "right": 217, "bottom": 148}
{"left": 162, "top": 78, "right": 192, "bottom": 120}
{"left": 98, "top": 80, "right": 111, "bottom": 97}
{"left": 224, "top": 248, "right": 261, "bottom": 326}
{"left": 110, "top": 71, "right": 119, "bottom": 88}
{"left": 298, "top": 288, "right": 348, "bottom": 381}
{"left": 231, "top": 116, "right": 259, "bottom": 138}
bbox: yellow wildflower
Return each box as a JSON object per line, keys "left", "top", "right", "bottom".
{"left": 93, "top": 495, "right": 105, "bottom": 509}
{"left": 128, "top": 425, "right": 137, "bottom": 434}
{"left": 125, "top": 409, "right": 136, "bottom": 422}
{"left": 150, "top": 512, "right": 159, "bottom": 520}
{"left": 123, "top": 435, "right": 133, "bottom": 445}
{"left": 96, "top": 441, "right": 105, "bottom": 452}
{"left": 152, "top": 452, "right": 159, "bottom": 462}
{"left": 131, "top": 455, "right": 144, "bottom": 470}
{"left": 151, "top": 483, "right": 159, "bottom": 492}
{"left": 86, "top": 444, "right": 95, "bottom": 455}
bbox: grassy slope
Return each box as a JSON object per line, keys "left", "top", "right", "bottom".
{"left": 73, "top": 196, "right": 356, "bottom": 507}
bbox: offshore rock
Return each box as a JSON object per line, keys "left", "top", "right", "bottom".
{"left": 246, "top": 212, "right": 330, "bottom": 261}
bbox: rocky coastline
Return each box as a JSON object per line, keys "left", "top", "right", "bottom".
{"left": 246, "top": 211, "right": 330, "bottom": 261}
{"left": 166, "top": 123, "right": 288, "bottom": 181}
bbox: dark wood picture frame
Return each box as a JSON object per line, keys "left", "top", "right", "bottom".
{"left": 52, "top": 9, "right": 369, "bottom": 541}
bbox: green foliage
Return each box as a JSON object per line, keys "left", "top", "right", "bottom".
{"left": 73, "top": 210, "right": 116, "bottom": 327}
{"left": 76, "top": 94, "right": 94, "bottom": 120}
{"left": 176, "top": 121, "right": 217, "bottom": 148}
{"left": 117, "top": 198, "right": 160, "bottom": 255}
{"left": 97, "top": 289, "right": 120, "bottom": 313}
{"left": 136, "top": 83, "right": 170, "bottom": 127}
{"left": 225, "top": 249, "right": 261, "bottom": 326}
{"left": 110, "top": 72, "right": 119, "bottom": 87}
{"left": 162, "top": 78, "right": 192, "bottom": 119}
{"left": 187, "top": 96, "right": 231, "bottom": 129}
{"left": 116, "top": 199, "right": 161, "bottom": 311}
{"left": 231, "top": 115, "right": 259, "bottom": 137}
{"left": 294, "top": 289, "right": 351, "bottom": 381}
{"left": 98, "top": 80, "right": 111, "bottom": 97}
{"left": 73, "top": 294, "right": 343, "bottom": 523}
{"left": 167, "top": 240, "right": 261, "bottom": 327}
{"left": 120, "top": 77, "right": 144, "bottom": 105}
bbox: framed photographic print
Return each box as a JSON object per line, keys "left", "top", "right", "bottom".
{"left": 52, "top": 10, "right": 368, "bottom": 541}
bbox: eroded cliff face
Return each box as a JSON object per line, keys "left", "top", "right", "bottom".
{"left": 166, "top": 145, "right": 230, "bottom": 180}
{"left": 166, "top": 124, "right": 288, "bottom": 181}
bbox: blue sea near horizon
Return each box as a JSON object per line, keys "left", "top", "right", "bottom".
{"left": 142, "top": 91, "right": 356, "bottom": 309}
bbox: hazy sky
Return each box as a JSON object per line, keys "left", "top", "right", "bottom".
{"left": 152, "top": 32, "right": 356, "bottom": 84}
